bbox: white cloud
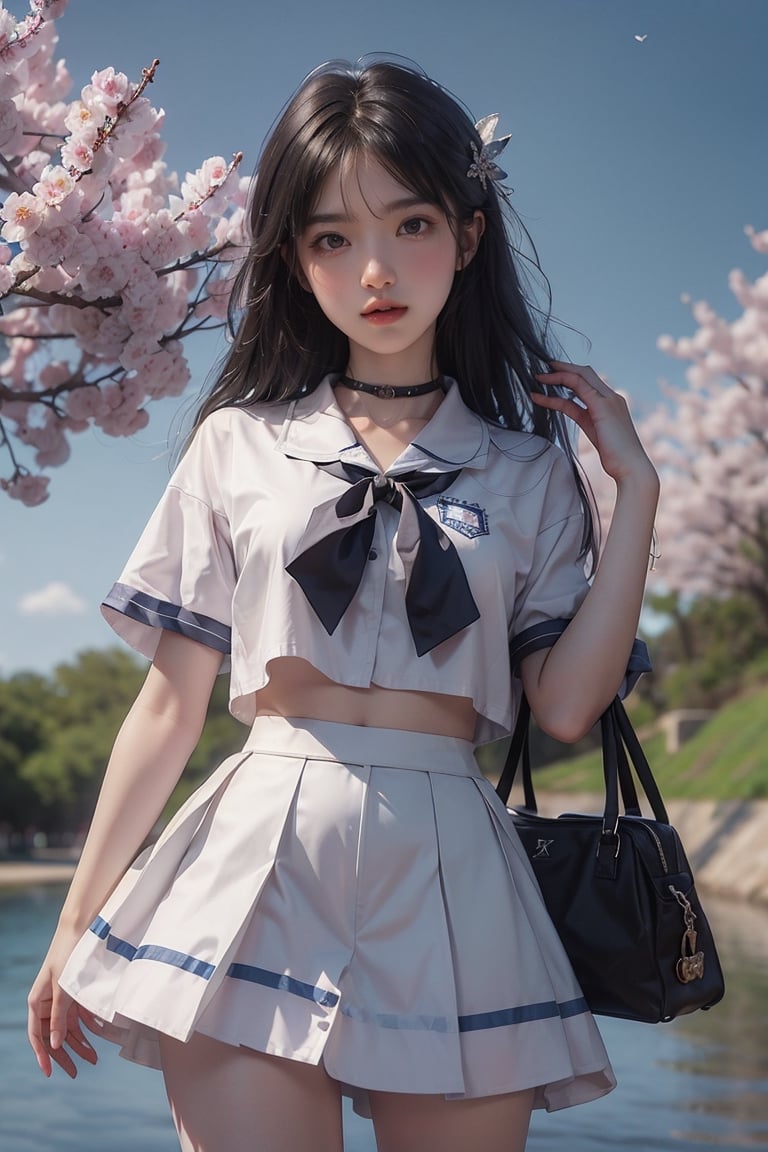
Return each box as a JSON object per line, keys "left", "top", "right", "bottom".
{"left": 18, "top": 581, "right": 87, "bottom": 616}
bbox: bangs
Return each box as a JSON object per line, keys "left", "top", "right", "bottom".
{"left": 276, "top": 69, "right": 474, "bottom": 242}
{"left": 289, "top": 134, "right": 456, "bottom": 240}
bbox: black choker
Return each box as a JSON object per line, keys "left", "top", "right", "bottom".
{"left": 338, "top": 374, "right": 445, "bottom": 399}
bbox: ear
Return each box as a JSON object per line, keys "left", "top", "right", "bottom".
{"left": 280, "top": 242, "right": 312, "bottom": 292}
{"left": 456, "top": 210, "right": 485, "bottom": 271}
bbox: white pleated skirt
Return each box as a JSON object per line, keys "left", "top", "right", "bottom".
{"left": 59, "top": 715, "right": 615, "bottom": 1117}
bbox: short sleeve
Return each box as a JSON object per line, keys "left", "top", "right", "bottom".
{"left": 101, "top": 415, "right": 236, "bottom": 668}
{"left": 510, "top": 446, "right": 589, "bottom": 640}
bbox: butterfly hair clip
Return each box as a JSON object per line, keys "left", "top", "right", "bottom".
{"left": 467, "top": 114, "right": 511, "bottom": 191}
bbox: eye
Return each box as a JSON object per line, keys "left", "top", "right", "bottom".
{"left": 311, "top": 232, "right": 348, "bottom": 251}
{"left": 398, "top": 217, "right": 431, "bottom": 237}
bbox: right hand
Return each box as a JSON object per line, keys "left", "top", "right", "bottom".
{"left": 27, "top": 932, "right": 100, "bottom": 1078}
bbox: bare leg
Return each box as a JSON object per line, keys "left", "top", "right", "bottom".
{"left": 369, "top": 1086, "right": 535, "bottom": 1152}
{"left": 159, "top": 1032, "right": 343, "bottom": 1152}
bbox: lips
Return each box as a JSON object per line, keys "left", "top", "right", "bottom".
{"left": 362, "top": 304, "right": 408, "bottom": 325}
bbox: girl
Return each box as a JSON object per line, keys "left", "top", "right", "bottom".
{"left": 27, "top": 58, "right": 659, "bottom": 1152}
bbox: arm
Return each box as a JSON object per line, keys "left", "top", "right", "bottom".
{"left": 27, "top": 630, "right": 222, "bottom": 1078}
{"left": 521, "top": 362, "right": 660, "bottom": 742}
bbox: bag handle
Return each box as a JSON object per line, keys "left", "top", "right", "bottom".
{"left": 497, "top": 620, "right": 668, "bottom": 827}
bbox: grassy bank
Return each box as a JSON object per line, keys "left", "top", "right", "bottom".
{"left": 531, "top": 684, "right": 768, "bottom": 801}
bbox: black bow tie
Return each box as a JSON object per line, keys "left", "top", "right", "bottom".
{"left": 286, "top": 462, "right": 480, "bottom": 656}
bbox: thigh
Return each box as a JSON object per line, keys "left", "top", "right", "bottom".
{"left": 369, "top": 1086, "right": 535, "bottom": 1152}
{"left": 159, "top": 1032, "right": 343, "bottom": 1152}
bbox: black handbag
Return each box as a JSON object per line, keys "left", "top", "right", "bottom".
{"left": 496, "top": 634, "right": 725, "bottom": 1024}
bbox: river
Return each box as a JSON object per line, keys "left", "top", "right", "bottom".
{"left": 1, "top": 885, "right": 766, "bottom": 1150}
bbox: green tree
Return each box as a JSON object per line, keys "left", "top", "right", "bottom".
{"left": 0, "top": 672, "right": 57, "bottom": 840}
{"left": 12, "top": 647, "right": 246, "bottom": 835}
{"left": 646, "top": 592, "right": 768, "bottom": 710}
{"left": 19, "top": 649, "right": 146, "bottom": 831}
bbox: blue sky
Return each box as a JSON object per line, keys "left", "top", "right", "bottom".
{"left": 2, "top": 0, "right": 766, "bottom": 674}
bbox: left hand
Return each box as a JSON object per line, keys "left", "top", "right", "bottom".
{"left": 28, "top": 932, "right": 101, "bottom": 1079}
{"left": 532, "top": 362, "right": 655, "bottom": 484}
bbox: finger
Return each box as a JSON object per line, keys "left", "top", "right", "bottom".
{"left": 531, "top": 393, "right": 595, "bottom": 432}
{"left": 531, "top": 392, "right": 586, "bottom": 413}
{"left": 65, "top": 1012, "right": 98, "bottom": 1065}
{"left": 49, "top": 1044, "right": 78, "bottom": 1079}
{"left": 49, "top": 986, "right": 75, "bottom": 1051}
{"left": 536, "top": 366, "right": 612, "bottom": 397}
{"left": 545, "top": 361, "right": 610, "bottom": 389}
{"left": 28, "top": 1020, "right": 52, "bottom": 1077}
{"left": 27, "top": 992, "right": 54, "bottom": 1077}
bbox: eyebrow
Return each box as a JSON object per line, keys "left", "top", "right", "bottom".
{"left": 304, "top": 196, "right": 434, "bottom": 227}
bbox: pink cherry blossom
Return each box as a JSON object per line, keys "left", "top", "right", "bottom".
{"left": 31, "top": 1, "right": 69, "bottom": 20}
{"left": 65, "top": 384, "right": 109, "bottom": 420}
{"left": 743, "top": 225, "right": 768, "bottom": 254}
{"left": 181, "top": 155, "right": 231, "bottom": 212}
{"left": 0, "top": 5, "right": 245, "bottom": 504}
{"left": 63, "top": 98, "right": 99, "bottom": 146}
{"left": 23, "top": 417, "right": 70, "bottom": 467}
{"left": 0, "top": 8, "right": 18, "bottom": 49}
{"left": 642, "top": 270, "right": 768, "bottom": 622}
{"left": 23, "top": 219, "right": 78, "bottom": 266}
{"left": 139, "top": 209, "right": 187, "bottom": 268}
{"left": 77, "top": 252, "right": 131, "bottom": 297}
{"left": 96, "top": 380, "right": 150, "bottom": 436}
{"left": 22, "top": 263, "right": 70, "bottom": 292}
{"left": 15, "top": 146, "right": 53, "bottom": 184}
{"left": 1, "top": 471, "right": 51, "bottom": 506}
{"left": 119, "top": 331, "right": 163, "bottom": 371}
{"left": 60, "top": 134, "right": 93, "bottom": 172}
{"left": 0, "top": 190, "right": 44, "bottom": 241}
{"left": 177, "top": 208, "right": 214, "bottom": 254}
{"left": 0, "top": 95, "right": 22, "bottom": 149}
{"left": 82, "top": 66, "right": 129, "bottom": 117}
{"left": 128, "top": 133, "right": 167, "bottom": 170}
{"left": 56, "top": 228, "right": 96, "bottom": 277}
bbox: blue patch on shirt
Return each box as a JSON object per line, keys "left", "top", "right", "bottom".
{"left": 437, "top": 496, "right": 489, "bottom": 539}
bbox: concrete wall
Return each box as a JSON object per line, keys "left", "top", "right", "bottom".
{"left": 512, "top": 790, "right": 768, "bottom": 905}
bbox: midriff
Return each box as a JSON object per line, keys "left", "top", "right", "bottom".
{"left": 253, "top": 656, "right": 477, "bottom": 740}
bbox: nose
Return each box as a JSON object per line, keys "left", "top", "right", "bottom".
{"left": 360, "top": 249, "right": 396, "bottom": 290}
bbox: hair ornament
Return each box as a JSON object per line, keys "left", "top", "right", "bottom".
{"left": 467, "top": 114, "right": 511, "bottom": 190}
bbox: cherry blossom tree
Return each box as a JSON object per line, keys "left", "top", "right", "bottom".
{"left": 582, "top": 225, "right": 768, "bottom": 625}
{"left": 0, "top": 0, "right": 247, "bottom": 505}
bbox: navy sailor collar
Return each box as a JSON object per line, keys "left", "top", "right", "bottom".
{"left": 274, "top": 373, "right": 491, "bottom": 475}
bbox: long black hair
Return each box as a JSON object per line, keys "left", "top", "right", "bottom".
{"left": 195, "top": 57, "right": 597, "bottom": 563}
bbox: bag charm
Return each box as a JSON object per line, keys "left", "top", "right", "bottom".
{"left": 671, "top": 886, "right": 705, "bottom": 984}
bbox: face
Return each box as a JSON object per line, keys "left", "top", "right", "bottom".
{"left": 294, "top": 155, "right": 484, "bottom": 383}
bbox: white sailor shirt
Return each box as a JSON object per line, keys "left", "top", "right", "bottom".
{"left": 102, "top": 373, "right": 593, "bottom": 744}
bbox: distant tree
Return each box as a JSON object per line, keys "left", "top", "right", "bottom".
{"left": 0, "top": 670, "right": 55, "bottom": 837}
{"left": 577, "top": 224, "right": 768, "bottom": 628}
{"left": 5, "top": 646, "right": 245, "bottom": 835}
{"left": 641, "top": 225, "right": 768, "bottom": 625}
{"left": 646, "top": 592, "right": 768, "bottom": 710}
{"left": 19, "top": 648, "right": 145, "bottom": 826}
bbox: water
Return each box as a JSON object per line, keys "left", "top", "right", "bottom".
{"left": 1, "top": 886, "right": 766, "bottom": 1151}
